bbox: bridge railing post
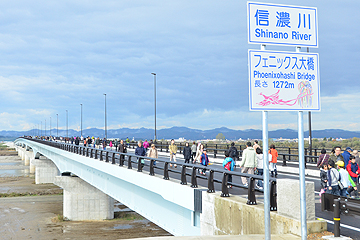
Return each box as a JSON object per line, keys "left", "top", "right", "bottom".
{"left": 288, "top": 147, "right": 291, "bottom": 161}
{"left": 128, "top": 156, "right": 132, "bottom": 169}
{"left": 163, "top": 162, "right": 169, "bottom": 180}
{"left": 111, "top": 152, "right": 116, "bottom": 164}
{"left": 86, "top": 148, "right": 89, "bottom": 157}
{"left": 190, "top": 167, "right": 197, "bottom": 188}
{"left": 100, "top": 151, "right": 103, "bottom": 161}
{"left": 94, "top": 149, "right": 98, "bottom": 159}
{"left": 149, "top": 160, "right": 155, "bottom": 176}
{"left": 282, "top": 154, "right": 287, "bottom": 166}
{"left": 90, "top": 148, "right": 93, "bottom": 158}
{"left": 180, "top": 165, "right": 187, "bottom": 185}
{"left": 207, "top": 170, "right": 215, "bottom": 193}
{"left": 83, "top": 147, "right": 86, "bottom": 156}
{"left": 247, "top": 177, "right": 256, "bottom": 205}
{"left": 220, "top": 172, "right": 229, "bottom": 197}
{"left": 119, "top": 154, "right": 124, "bottom": 166}
{"left": 137, "top": 157, "right": 142, "bottom": 172}
{"left": 270, "top": 180, "right": 277, "bottom": 211}
{"left": 105, "top": 151, "right": 109, "bottom": 162}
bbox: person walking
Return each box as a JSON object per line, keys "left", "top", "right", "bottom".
{"left": 239, "top": 142, "right": 257, "bottom": 186}
{"left": 143, "top": 140, "right": 150, "bottom": 153}
{"left": 337, "top": 160, "right": 358, "bottom": 198}
{"left": 102, "top": 138, "right": 106, "bottom": 150}
{"left": 95, "top": 137, "right": 100, "bottom": 149}
{"left": 183, "top": 142, "right": 192, "bottom": 164}
{"left": 135, "top": 141, "right": 146, "bottom": 169}
{"left": 327, "top": 161, "right": 341, "bottom": 196}
{"left": 256, "top": 147, "right": 264, "bottom": 189}
{"left": 329, "top": 146, "right": 344, "bottom": 164}
{"left": 317, "top": 148, "right": 330, "bottom": 168}
{"left": 169, "top": 139, "right": 178, "bottom": 168}
{"left": 118, "top": 139, "right": 127, "bottom": 164}
{"left": 228, "top": 142, "right": 239, "bottom": 166}
{"left": 253, "top": 140, "right": 260, "bottom": 151}
{"left": 194, "top": 143, "right": 203, "bottom": 164}
{"left": 269, "top": 144, "right": 278, "bottom": 177}
{"left": 346, "top": 155, "right": 360, "bottom": 189}
{"left": 191, "top": 142, "right": 197, "bottom": 163}
{"left": 223, "top": 151, "right": 235, "bottom": 188}
{"left": 125, "top": 137, "right": 130, "bottom": 148}
{"left": 199, "top": 148, "right": 210, "bottom": 175}
{"left": 342, "top": 147, "right": 353, "bottom": 167}
{"left": 147, "top": 144, "right": 158, "bottom": 166}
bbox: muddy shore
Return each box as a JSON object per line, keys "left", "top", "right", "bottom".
{"left": 0, "top": 148, "right": 171, "bottom": 239}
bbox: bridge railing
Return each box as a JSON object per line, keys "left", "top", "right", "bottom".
{"left": 127, "top": 141, "right": 320, "bottom": 167}
{"left": 18, "top": 137, "right": 278, "bottom": 211}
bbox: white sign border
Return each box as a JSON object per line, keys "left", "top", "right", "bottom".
{"left": 248, "top": 49, "right": 321, "bottom": 112}
{"left": 247, "top": 1, "right": 319, "bottom": 48}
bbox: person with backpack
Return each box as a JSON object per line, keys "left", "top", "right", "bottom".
{"left": 199, "top": 148, "right": 210, "bottom": 175}
{"left": 337, "top": 160, "right": 358, "bottom": 198}
{"left": 327, "top": 160, "right": 341, "bottom": 196}
{"left": 223, "top": 151, "right": 235, "bottom": 188}
{"left": 228, "top": 142, "right": 239, "bottom": 166}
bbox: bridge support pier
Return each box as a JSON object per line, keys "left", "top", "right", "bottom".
{"left": 34, "top": 158, "right": 60, "bottom": 184}
{"left": 24, "top": 152, "right": 30, "bottom": 166}
{"left": 54, "top": 176, "right": 114, "bottom": 221}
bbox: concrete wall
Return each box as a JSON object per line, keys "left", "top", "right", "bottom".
{"left": 200, "top": 179, "right": 326, "bottom": 237}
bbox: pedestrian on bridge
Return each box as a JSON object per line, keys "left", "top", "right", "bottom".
{"left": 327, "top": 160, "right": 341, "bottom": 196}
{"left": 102, "top": 138, "right": 107, "bottom": 150}
{"left": 118, "top": 139, "right": 127, "bottom": 164}
{"left": 194, "top": 143, "right": 203, "bottom": 164}
{"left": 191, "top": 142, "right": 197, "bottom": 162}
{"left": 255, "top": 147, "right": 264, "bottom": 189}
{"left": 147, "top": 144, "right": 158, "bottom": 166}
{"left": 143, "top": 140, "right": 150, "bottom": 153}
{"left": 169, "top": 139, "right": 178, "bottom": 168}
{"left": 135, "top": 141, "right": 146, "bottom": 169}
{"left": 228, "top": 142, "right": 239, "bottom": 166}
{"left": 329, "top": 146, "right": 344, "bottom": 165}
{"left": 95, "top": 137, "right": 100, "bottom": 149}
{"left": 183, "top": 142, "right": 192, "bottom": 164}
{"left": 199, "top": 149, "right": 209, "bottom": 175}
{"left": 317, "top": 148, "right": 330, "bottom": 169}
{"left": 337, "top": 160, "right": 358, "bottom": 198}
{"left": 223, "top": 151, "right": 235, "bottom": 188}
{"left": 342, "top": 147, "right": 353, "bottom": 168}
{"left": 269, "top": 144, "right": 278, "bottom": 178}
{"left": 240, "top": 142, "right": 257, "bottom": 186}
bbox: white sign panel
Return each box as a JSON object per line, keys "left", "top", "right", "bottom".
{"left": 247, "top": 2, "right": 318, "bottom": 47}
{"left": 248, "top": 50, "right": 320, "bottom": 111}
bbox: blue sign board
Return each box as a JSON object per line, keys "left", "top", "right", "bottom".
{"left": 247, "top": 2, "right": 318, "bottom": 47}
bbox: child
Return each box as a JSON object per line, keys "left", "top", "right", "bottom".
{"left": 223, "top": 151, "right": 235, "bottom": 188}
{"left": 327, "top": 160, "right": 341, "bottom": 196}
{"left": 269, "top": 144, "right": 278, "bottom": 177}
{"left": 319, "top": 164, "right": 328, "bottom": 201}
{"left": 199, "top": 148, "right": 209, "bottom": 175}
{"left": 338, "top": 160, "right": 359, "bottom": 198}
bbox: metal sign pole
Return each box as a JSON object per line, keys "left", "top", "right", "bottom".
{"left": 297, "top": 45, "right": 307, "bottom": 240}
{"left": 261, "top": 44, "right": 271, "bottom": 240}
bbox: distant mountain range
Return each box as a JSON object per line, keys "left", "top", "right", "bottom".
{"left": 1, "top": 127, "right": 359, "bottom": 140}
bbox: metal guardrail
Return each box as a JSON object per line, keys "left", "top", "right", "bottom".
{"left": 321, "top": 193, "right": 360, "bottom": 237}
{"left": 18, "top": 137, "right": 278, "bottom": 211}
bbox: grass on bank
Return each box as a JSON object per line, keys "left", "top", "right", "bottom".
{"left": 0, "top": 192, "right": 63, "bottom": 198}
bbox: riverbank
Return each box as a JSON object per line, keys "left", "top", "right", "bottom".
{"left": 0, "top": 147, "right": 171, "bottom": 239}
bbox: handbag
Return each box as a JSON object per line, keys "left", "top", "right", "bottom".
{"left": 338, "top": 181, "right": 344, "bottom": 190}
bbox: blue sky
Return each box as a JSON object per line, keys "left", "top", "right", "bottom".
{"left": 0, "top": 0, "right": 359, "bottom": 132}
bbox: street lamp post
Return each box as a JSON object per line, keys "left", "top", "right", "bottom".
{"left": 151, "top": 73, "right": 157, "bottom": 141}
{"left": 56, "top": 114, "right": 58, "bottom": 137}
{"left": 41, "top": 121, "right": 42, "bottom": 136}
{"left": 80, "top": 104, "right": 83, "bottom": 137}
{"left": 50, "top": 117, "right": 51, "bottom": 136}
{"left": 66, "top": 110, "right": 68, "bottom": 138}
{"left": 45, "top": 119, "right": 46, "bottom": 136}
{"left": 104, "top": 94, "right": 107, "bottom": 139}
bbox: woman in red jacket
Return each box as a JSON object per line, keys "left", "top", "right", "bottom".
{"left": 269, "top": 144, "right": 278, "bottom": 177}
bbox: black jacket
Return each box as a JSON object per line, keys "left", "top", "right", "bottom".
{"left": 183, "top": 146, "right": 192, "bottom": 160}
{"left": 118, "top": 143, "right": 127, "bottom": 153}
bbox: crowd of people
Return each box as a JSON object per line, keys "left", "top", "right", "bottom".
{"left": 317, "top": 146, "right": 360, "bottom": 199}
{"left": 30, "top": 135, "right": 360, "bottom": 196}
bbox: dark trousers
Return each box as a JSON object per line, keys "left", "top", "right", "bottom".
{"left": 185, "top": 158, "right": 190, "bottom": 164}
{"left": 327, "top": 185, "right": 340, "bottom": 196}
